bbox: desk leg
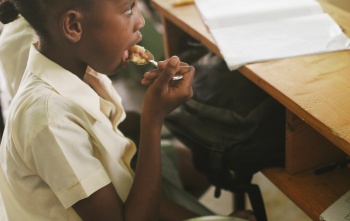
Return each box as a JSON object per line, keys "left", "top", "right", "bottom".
{"left": 160, "top": 17, "right": 190, "bottom": 58}
{"left": 285, "top": 111, "right": 347, "bottom": 174}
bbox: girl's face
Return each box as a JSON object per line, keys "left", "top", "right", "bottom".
{"left": 79, "top": 0, "right": 145, "bottom": 75}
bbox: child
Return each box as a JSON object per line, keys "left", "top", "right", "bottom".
{"left": 0, "top": 0, "right": 255, "bottom": 220}
{"left": 0, "top": 0, "right": 197, "bottom": 220}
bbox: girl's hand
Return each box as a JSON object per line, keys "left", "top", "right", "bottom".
{"left": 141, "top": 56, "right": 195, "bottom": 123}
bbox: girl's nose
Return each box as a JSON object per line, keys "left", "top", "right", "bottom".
{"left": 134, "top": 8, "right": 145, "bottom": 32}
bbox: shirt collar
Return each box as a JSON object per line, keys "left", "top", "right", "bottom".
{"left": 100, "top": 97, "right": 115, "bottom": 120}
{"left": 26, "top": 45, "right": 103, "bottom": 121}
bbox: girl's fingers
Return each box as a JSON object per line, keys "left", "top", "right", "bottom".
{"left": 180, "top": 61, "right": 189, "bottom": 66}
{"left": 141, "top": 78, "right": 155, "bottom": 85}
{"left": 143, "top": 70, "right": 160, "bottom": 80}
{"left": 178, "top": 66, "right": 194, "bottom": 74}
{"left": 169, "top": 66, "right": 194, "bottom": 82}
{"left": 158, "top": 56, "right": 180, "bottom": 84}
{"left": 174, "top": 66, "right": 195, "bottom": 91}
{"left": 142, "top": 69, "right": 160, "bottom": 85}
{"left": 157, "top": 60, "right": 188, "bottom": 70}
{"left": 144, "top": 57, "right": 194, "bottom": 86}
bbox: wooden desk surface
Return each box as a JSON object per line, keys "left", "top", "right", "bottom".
{"left": 151, "top": 0, "right": 350, "bottom": 220}
{"left": 151, "top": 0, "right": 350, "bottom": 156}
{"left": 240, "top": 1, "right": 350, "bottom": 156}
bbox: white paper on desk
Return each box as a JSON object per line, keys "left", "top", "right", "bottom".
{"left": 195, "top": 0, "right": 350, "bottom": 70}
{"left": 196, "top": 0, "right": 323, "bottom": 28}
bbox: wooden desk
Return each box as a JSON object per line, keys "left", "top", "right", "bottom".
{"left": 151, "top": 0, "right": 350, "bottom": 220}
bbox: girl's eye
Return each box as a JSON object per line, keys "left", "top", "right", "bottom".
{"left": 126, "top": 2, "right": 135, "bottom": 15}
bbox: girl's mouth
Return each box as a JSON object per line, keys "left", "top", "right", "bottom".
{"left": 121, "top": 49, "right": 130, "bottom": 67}
{"left": 123, "top": 49, "right": 130, "bottom": 62}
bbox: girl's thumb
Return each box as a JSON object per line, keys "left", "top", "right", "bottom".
{"left": 160, "top": 56, "right": 179, "bottom": 82}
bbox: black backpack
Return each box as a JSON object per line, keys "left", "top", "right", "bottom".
{"left": 165, "top": 49, "right": 286, "bottom": 221}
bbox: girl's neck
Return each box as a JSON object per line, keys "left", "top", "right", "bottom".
{"left": 38, "top": 40, "right": 87, "bottom": 80}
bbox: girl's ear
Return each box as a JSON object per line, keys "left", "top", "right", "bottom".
{"left": 60, "top": 10, "right": 82, "bottom": 43}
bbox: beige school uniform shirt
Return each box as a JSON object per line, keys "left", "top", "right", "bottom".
{"left": 0, "top": 16, "right": 37, "bottom": 122}
{"left": 0, "top": 45, "right": 136, "bottom": 220}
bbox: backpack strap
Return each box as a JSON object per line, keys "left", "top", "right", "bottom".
{"left": 244, "top": 183, "right": 268, "bottom": 221}
{"left": 214, "top": 172, "right": 268, "bottom": 221}
{"left": 208, "top": 143, "right": 226, "bottom": 198}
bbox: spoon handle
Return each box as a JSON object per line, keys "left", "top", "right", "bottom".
{"left": 149, "top": 60, "right": 183, "bottom": 81}
{"left": 149, "top": 60, "right": 158, "bottom": 68}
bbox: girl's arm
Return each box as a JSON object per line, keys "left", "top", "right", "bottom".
{"left": 72, "top": 56, "right": 195, "bottom": 221}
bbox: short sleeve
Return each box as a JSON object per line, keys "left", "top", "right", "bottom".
{"left": 26, "top": 118, "right": 111, "bottom": 209}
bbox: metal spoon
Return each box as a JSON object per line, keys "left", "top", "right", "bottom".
{"left": 129, "top": 46, "right": 183, "bottom": 81}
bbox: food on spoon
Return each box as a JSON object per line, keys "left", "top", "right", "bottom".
{"left": 128, "top": 45, "right": 152, "bottom": 65}
{"left": 128, "top": 45, "right": 184, "bottom": 81}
